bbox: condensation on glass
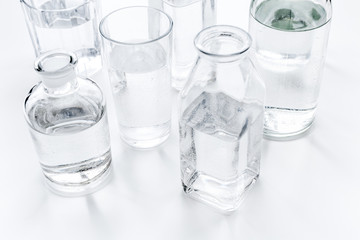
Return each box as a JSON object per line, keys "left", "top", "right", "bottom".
{"left": 24, "top": 51, "right": 112, "bottom": 196}
{"left": 162, "top": 0, "right": 217, "bottom": 90}
{"left": 249, "top": 0, "right": 332, "bottom": 139}
{"left": 20, "top": 0, "right": 102, "bottom": 77}
{"left": 100, "top": 7, "right": 173, "bottom": 149}
{"left": 179, "top": 25, "right": 265, "bottom": 212}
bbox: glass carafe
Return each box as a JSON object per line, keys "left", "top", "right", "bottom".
{"left": 179, "top": 25, "right": 265, "bottom": 212}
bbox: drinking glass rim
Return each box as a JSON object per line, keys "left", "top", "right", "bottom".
{"left": 250, "top": 13, "right": 332, "bottom": 33}
{"left": 194, "top": 25, "right": 252, "bottom": 59}
{"left": 20, "top": 0, "right": 92, "bottom": 12}
{"left": 249, "top": 0, "right": 333, "bottom": 33}
{"left": 99, "top": 6, "right": 173, "bottom": 46}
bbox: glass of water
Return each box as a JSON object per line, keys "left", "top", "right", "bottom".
{"left": 249, "top": 0, "right": 332, "bottom": 139}
{"left": 20, "top": 0, "right": 102, "bottom": 77}
{"left": 100, "top": 7, "right": 173, "bottom": 149}
{"left": 162, "top": 0, "right": 217, "bottom": 91}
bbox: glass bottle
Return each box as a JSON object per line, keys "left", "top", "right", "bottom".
{"left": 179, "top": 25, "right": 265, "bottom": 212}
{"left": 249, "top": 0, "right": 332, "bottom": 139}
{"left": 162, "top": 0, "right": 217, "bottom": 90}
{"left": 24, "top": 51, "right": 112, "bottom": 196}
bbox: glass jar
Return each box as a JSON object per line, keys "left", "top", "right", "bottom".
{"left": 249, "top": 0, "right": 332, "bottom": 139}
{"left": 179, "top": 25, "right": 265, "bottom": 212}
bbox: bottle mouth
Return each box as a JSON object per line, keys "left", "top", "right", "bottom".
{"left": 34, "top": 50, "right": 78, "bottom": 76}
{"left": 194, "top": 25, "right": 252, "bottom": 61}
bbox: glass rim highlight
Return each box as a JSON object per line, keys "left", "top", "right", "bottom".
{"left": 249, "top": 0, "right": 333, "bottom": 33}
{"left": 20, "top": 0, "right": 92, "bottom": 12}
{"left": 99, "top": 6, "right": 173, "bottom": 46}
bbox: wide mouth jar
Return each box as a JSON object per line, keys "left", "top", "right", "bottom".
{"left": 194, "top": 25, "right": 252, "bottom": 62}
{"left": 99, "top": 6, "right": 173, "bottom": 45}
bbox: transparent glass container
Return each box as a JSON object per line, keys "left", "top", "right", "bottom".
{"left": 179, "top": 25, "right": 265, "bottom": 212}
{"left": 249, "top": 0, "right": 332, "bottom": 139}
{"left": 100, "top": 7, "right": 173, "bottom": 149}
{"left": 24, "top": 51, "right": 112, "bottom": 196}
{"left": 20, "top": 0, "right": 102, "bottom": 77}
{"left": 162, "top": 0, "right": 217, "bottom": 90}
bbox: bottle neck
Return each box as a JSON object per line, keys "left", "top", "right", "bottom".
{"left": 42, "top": 71, "right": 79, "bottom": 95}
{"left": 34, "top": 50, "right": 79, "bottom": 96}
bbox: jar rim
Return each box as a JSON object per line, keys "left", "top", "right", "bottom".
{"left": 194, "top": 25, "right": 252, "bottom": 60}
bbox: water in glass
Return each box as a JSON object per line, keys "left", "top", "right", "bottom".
{"left": 249, "top": 0, "right": 331, "bottom": 138}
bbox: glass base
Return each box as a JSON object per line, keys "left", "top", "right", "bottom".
{"left": 171, "top": 64, "right": 194, "bottom": 91}
{"left": 182, "top": 170, "right": 258, "bottom": 213}
{"left": 172, "top": 77, "right": 188, "bottom": 91}
{"left": 119, "top": 121, "right": 171, "bottom": 149}
{"left": 43, "top": 155, "right": 112, "bottom": 197}
{"left": 263, "top": 106, "right": 316, "bottom": 140}
{"left": 121, "top": 131, "right": 170, "bottom": 149}
{"left": 76, "top": 50, "right": 102, "bottom": 77}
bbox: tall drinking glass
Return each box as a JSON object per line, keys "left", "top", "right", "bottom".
{"left": 100, "top": 7, "right": 173, "bottom": 149}
{"left": 20, "top": 0, "right": 102, "bottom": 77}
{"left": 162, "top": 0, "right": 217, "bottom": 91}
{"left": 249, "top": 0, "right": 332, "bottom": 139}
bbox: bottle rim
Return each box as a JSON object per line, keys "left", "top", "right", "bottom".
{"left": 194, "top": 25, "right": 252, "bottom": 61}
{"left": 34, "top": 50, "right": 78, "bottom": 76}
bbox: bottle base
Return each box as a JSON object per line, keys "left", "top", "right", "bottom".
{"left": 182, "top": 169, "right": 258, "bottom": 213}
{"left": 42, "top": 152, "right": 112, "bottom": 197}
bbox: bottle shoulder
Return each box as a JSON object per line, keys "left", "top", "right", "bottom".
{"left": 24, "top": 78, "right": 106, "bottom": 134}
{"left": 180, "top": 58, "right": 265, "bottom": 115}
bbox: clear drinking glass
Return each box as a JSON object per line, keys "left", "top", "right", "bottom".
{"left": 249, "top": 0, "right": 332, "bottom": 139}
{"left": 162, "top": 0, "right": 217, "bottom": 90}
{"left": 24, "top": 51, "right": 112, "bottom": 196}
{"left": 179, "top": 25, "right": 265, "bottom": 212}
{"left": 100, "top": 7, "right": 173, "bottom": 149}
{"left": 20, "top": 0, "right": 102, "bottom": 77}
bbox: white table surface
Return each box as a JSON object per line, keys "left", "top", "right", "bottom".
{"left": 1, "top": 0, "right": 359, "bottom": 239}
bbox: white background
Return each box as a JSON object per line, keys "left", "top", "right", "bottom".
{"left": 1, "top": 0, "right": 360, "bottom": 239}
